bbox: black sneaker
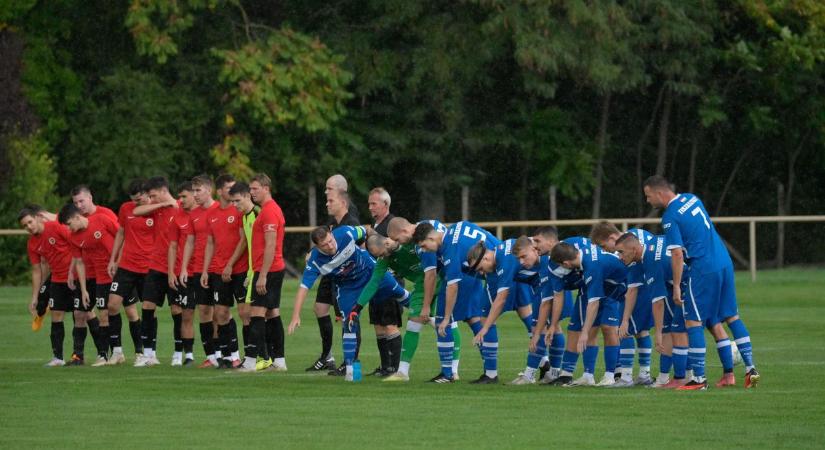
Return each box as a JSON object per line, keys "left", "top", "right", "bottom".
{"left": 470, "top": 374, "right": 499, "bottom": 385}
{"left": 328, "top": 362, "right": 346, "bottom": 376}
{"left": 368, "top": 367, "right": 388, "bottom": 377}
{"left": 538, "top": 360, "right": 551, "bottom": 380}
{"left": 183, "top": 358, "right": 194, "bottom": 367}
{"left": 614, "top": 371, "right": 622, "bottom": 381}
{"left": 216, "top": 359, "right": 233, "bottom": 370}
{"left": 428, "top": 373, "right": 454, "bottom": 383}
{"left": 546, "top": 375, "right": 572, "bottom": 386}
{"left": 306, "top": 356, "right": 335, "bottom": 372}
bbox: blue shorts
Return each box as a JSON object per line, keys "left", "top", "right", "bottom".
{"left": 567, "top": 295, "right": 620, "bottom": 332}
{"left": 625, "top": 292, "right": 653, "bottom": 335}
{"left": 532, "top": 289, "right": 573, "bottom": 324}
{"left": 337, "top": 272, "right": 408, "bottom": 316}
{"left": 487, "top": 282, "right": 534, "bottom": 315}
{"left": 436, "top": 274, "right": 484, "bottom": 321}
{"left": 683, "top": 264, "right": 739, "bottom": 326}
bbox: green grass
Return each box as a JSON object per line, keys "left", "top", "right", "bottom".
{"left": 1, "top": 269, "right": 824, "bottom": 449}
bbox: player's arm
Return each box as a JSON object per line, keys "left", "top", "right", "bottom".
{"left": 180, "top": 235, "right": 195, "bottom": 284}
{"left": 475, "top": 286, "right": 509, "bottom": 345}
{"left": 167, "top": 240, "right": 179, "bottom": 289}
{"left": 74, "top": 257, "right": 90, "bottom": 308}
{"left": 288, "top": 263, "right": 320, "bottom": 334}
{"left": 202, "top": 234, "right": 215, "bottom": 288}
{"left": 28, "top": 263, "right": 43, "bottom": 316}
{"left": 132, "top": 200, "right": 175, "bottom": 216}
{"left": 107, "top": 227, "right": 125, "bottom": 278}
{"left": 255, "top": 230, "right": 276, "bottom": 295}
{"left": 670, "top": 248, "right": 684, "bottom": 305}
{"left": 577, "top": 297, "right": 601, "bottom": 353}
{"left": 421, "top": 268, "right": 436, "bottom": 319}
{"left": 223, "top": 227, "right": 247, "bottom": 282}
{"left": 355, "top": 258, "right": 389, "bottom": 310}
{"left": 67, "top": 257, "right": 77, "bottom": 290}
{"left": 619, "top": 286, "right": 638, "bottom": 338}
{"left": 652, "top": 298, "right": 665, "bottom": 353}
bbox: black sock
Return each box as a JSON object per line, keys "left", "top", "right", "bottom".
{"left": 242, "top": 324, "right": 250, "bottom": 357}
{"left": 318, "top": 315, "right": 333, "bottom": 359}
{"left": 269, "top": 316, "right": 285, "bottom": 359}
{"left": 355, "top": 327, "right": 362, "bottom": 360}
{"left": 248, "top": 317, "right": 266, "bottom": 359}
{"left": 227, "top": 318, "right": 239, "bottom": 355}
{"left": 129, "top": 319, "right": 143, "bottom": 353}
{"left": 108, "top": 313, "right": 122, "bottom": 350}
{"left": 387, "top": 332, "right": 402, "bottom": 372}
{"left": 183, "top": 338, "right": 194, "bottom": 354}
{"left": 172, "top": 313, "right": 183, "bottom": 352}
{"left": 72, "top": 326, "right": 86, "bottom": 358}
{"left": 265, "top": 318, "right": 276, "bottom": 359}
{"left": 141, "top": 309, "right": 154, "bottom": 351}
{"left": 199, "top": 322, "right": 214, "bottom": 356}
{"left": 51, "top": 321, "right": 65, "bottom": 360}
{"left": 151, "top": 315, "right": 158, "bottom": 352}
{"left": 87, "top": 317, "right": 104, "bottom": 357}
{"left": 217, "top": 323, "right": 229, "bottom": 359}
{"left": 376, "top": 334, "right": 388, "bottom": 370}
{"left": 98, "top": 325, "right": 110, "bottom": 358}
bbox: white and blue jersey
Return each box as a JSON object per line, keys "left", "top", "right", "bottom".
{"left": 567, "top": 244, "right": 627, "bottom": 331}
{"left": 548, "top": 236, "right": 591, "bottom": 293}
{"left": 521, "top": 253, "right": 573, "bottom": 321}
{"left": 622, "top": 228, "right": 656, "bottom": 334}
{"left": 639, "top": 235, "right": 686, "bottom": 333}
{"left": 416, "top": 220, "right": 445, "bottom": 274}
{"left": 483, "top": 239, "right": 536, "bottom": 314}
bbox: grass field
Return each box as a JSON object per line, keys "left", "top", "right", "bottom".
{"left": 1, "top": 269, "right": 824, "bottom": 449}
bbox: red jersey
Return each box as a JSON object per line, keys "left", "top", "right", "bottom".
{"left": 189, "top": 201, "right": 219, "bottom": 274}
{"left": 90, "top": 205, "right": 118, "bottom": 223}
{"left": 207, "top": 204, "right": 248, "bottom": 274}
{"left": 251, "top": 198, "right": 285, "bottom": 273}
{"left": 27, "top": 221, "right": 73, "bottom": 283}
{"left": 147, "top": 205, "right": 178, "bottom": 273}
{"left": 168, "top": 208, "right": 193, "bottom": 275}
{"left": 69, "top": 214, "right": 118, "bottom": 284}
{"left": 117, "top": 201, "right": 155, "bottom": 274}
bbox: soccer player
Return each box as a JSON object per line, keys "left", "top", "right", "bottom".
{"left": 21, "top": 205, "right": 74, "bottom": 366}
{"left": 238, "top": 174, "right": 287, "bottom": 372}
{"left": 414, "top": 220, "right": 501, "bottom": 384}
{"left": 615, "top": 232, "right": 691, "bottom": 388}
{"left": 644, "top": 175, "right": 760, "bottom": 389}
{"left": 228, "top": 182, "right": 257, "bottom": 359}
{"left": 131, "top": 176, "right": 179, "bottom": 367}
{"left": 590, "top": 221, "right": 656, "bottom": 386}
{"left": 106, "top": 179, "right": 153, "bottom": 365}
{"left": 59, "top": 203, "right": 119, "bottom": 366}
{"left": 287, "top": 225, "right": 409, "bottom": 381}
{"left": 181, "top": 175, "right": 220, "bottom": 368}
{"left": 71, "top": 185, "right": 118, "bottom": 222}
{"left": 201, "top": 174, "right": 246, "bottom": 368}
{"left": 550, "top": 241, "right": 627, "bottom": 387}
{"left": 364, "top": 187, "right": 404, "bottom": 376}
{"left": 167, "top": 181, "right": 198, "bottom": 366}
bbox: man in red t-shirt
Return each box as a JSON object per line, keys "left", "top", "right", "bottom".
{"left": 59, "top": 203, "right": 119, "bottom": 366}
{"left": 71, "top": 184, "right": 118, "bottom": 223}
{"left": 201, "top": 174, "right": 247, "bottom": 368}
{"left": 105, "top": 179, "right": 153, "bottom": 365}
{"left": 181, "top": 175, "right": 220, "bottom": 368}
{"left": 20, "top": 204, "right": 74, "bottom": 366}
{"left": 167, "top": 182, "right": 198, "bottom": 366}
{"left": 132, "top": 176, "right": 180, "bottom": 367}
{"left": 239, "top": 173, "right": 286, "bottom": 372}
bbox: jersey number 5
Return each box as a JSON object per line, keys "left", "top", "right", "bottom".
{"left": 691, "top": 207, "right": 710, "bottom": 229}
{"left": 463, "top": 227, "right": 484, "bottom": 241}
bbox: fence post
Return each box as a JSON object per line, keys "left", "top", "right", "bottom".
{"left": 496, "top": 225, "right": 503, "bottom": 240}
{"left": 749, "top": 220, "right": 757, "bottom": 282}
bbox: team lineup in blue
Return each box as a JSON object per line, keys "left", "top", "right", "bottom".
{"left": 19, "top": 172, "right": 760, "bottom": 389}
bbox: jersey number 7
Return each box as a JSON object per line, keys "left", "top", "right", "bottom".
{"left": 691, "top": 207, "right": 710, "bottom": 229}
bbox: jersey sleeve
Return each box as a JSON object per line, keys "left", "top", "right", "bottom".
{"left": 27, "top": 239, "right": 41, "bottom": 265}
{"left": 496, "top": 255, "right": 517, "bottom": 293}
{"left": 663, "top": 211, "right": 684, "bottom": 252}
{"left": 627, "top": 263, "right": 645, "bottom": 288}
{"left": 355, "top": 258, "right": 390, "bottom": 307}
{"left": 443, "top": 245, "right": 462, "bottom": 285}
{"left": 646, "top": 260, "right": 668, "bottom": 303}
{"left": 259, "top": 207, "right": 278, "bottom": 233}
{"left": 70, "top": 236, "right": 83, "bottom": 259}
{"left": 117, "top": 204, "right": 129, "bottom": 227}
{"left": 299, "top": 251, "right": 322, "bottom": 290}
{"left": 419, "top": 249, "right": 437, "bottom": 272}
{"left": 584, "top": 265, "right": 605, "bottom": 303}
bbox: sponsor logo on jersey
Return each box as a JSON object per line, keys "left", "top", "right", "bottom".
{"left": 146, "top": 218, "right": 154, "bottom": 227}
{"left": 48, "top": 237, "right": 56, "bottom": 245}
{"left": 227, "top": 215, "right": 235, "bottom": 223}
{"left": 678, "top": 196, "right": 698, "bottom": 214}
{"left": 264, "top": 224, "right": 276, "bottom": 232}
{"left": 94, "top": 231, "right": 102, "bottom": 239}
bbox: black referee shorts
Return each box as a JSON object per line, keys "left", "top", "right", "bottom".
{"left": 251, "top": 271, "right": 284, "bottom": 309}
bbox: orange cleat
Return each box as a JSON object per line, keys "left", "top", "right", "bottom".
{"left": 715, "top": 372, "right": 736, "bottom": 388}
{"left": 744, "top": 368, "right": 760, "bottom": 388}
{"left": 657, "top": 378, "right": 688, "bottom": 389}
{"left": 676, "top": 379, "right": 708, "bottom": 391}
{"left": 197, "top": 359, "right": 216, "bottom": 369}
{"left": 32, "top": 314, "right": 45, "bottom": 332}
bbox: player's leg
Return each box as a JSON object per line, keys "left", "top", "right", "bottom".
{"left": 90, "top": 283, "right": 111, "bottom": 366}
{"left": 309, "top": 276, "right": 336, "bottom": 372}
{"left": 32, "top": 276, "right": 51, "bottom": 332}
{"left": 68, "top": 286, "right": 90, "bottom": 365}
{"left": 136, "top": 271, "right": 164, "bottom": 366}
{"left": 597, "top": 301, "right": 620, "bottom": 387}
{"left": 719, "top": 265, "right": 758, "bottom": 387}
{"left": 386, "top": 289, "right": 425, "bottom": 381}
{"left": 194, "top": 273, "right": 218, "bottom": 368}
{"left": 45, "top": 282, "right": 72, "bottom": 366}
{"left": 556, "top": 293, "right": 585, "bottom": 386}
{"left": 240, "top": 272, "right": 269, "bottom": 371}
{"left": 512, "top": 287, "right": 541, "bottom": 385}
{"left": 678, "top": 271, "right": 719, "bottom": 390}
{"left": 264, "top": 271, "right": 286, "bottom": 371}
{"left": 632, "top": 295, "right": 654, "bottom": 385}
{"left": 709, "top": 322, "right": 735, "bottom": 387}
{"left": 211, "top": 274, "right": 233, "bottom": 368}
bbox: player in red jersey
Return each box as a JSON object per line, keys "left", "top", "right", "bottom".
{"left": 132, "top": 177, "right": 180, "bottom": 367}
{"left": 59, "top": 203, "right": 119, "bottom": 366}
{"left": 168, "top": 182, "right": 198, "bottom": 366}
{"left": 239, "top": 173, "right": 287, "bottom": 372}
{"left": 105, "top": 179, "right": 152, "bottom": 365}
{"left": 71, "top": 184, "right": 118, "bottom": 223}
{"left": 201, "top": 174, "right": 247, "bottom": 368}
{"left": 181, "top": 175, "right": 220, "bottom": 368}
{"left": 20, "top": 205, "right": 75, "bottom": 366}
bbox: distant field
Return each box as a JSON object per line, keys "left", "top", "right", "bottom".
{"left": 1, "top": 269, "right": 824, "bottom": 449}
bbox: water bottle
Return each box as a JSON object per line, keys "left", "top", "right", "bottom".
{"left": 352, "top": 360, "right": 362, "bottom": 382}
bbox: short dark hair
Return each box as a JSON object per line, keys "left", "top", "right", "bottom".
{"left": 17, "top": 204, "right": 44, "bottom": 222}
{"left": 228, "top": 181, "right": 250, "bottom": 196}
{"left": 250, "top": 173, "right": 271, "bottom": 188}
{"left": 550, "top": 242, "right": 579, "bottom": 265}
{"left": 177, "top": 181, "right": 193, "bottom": 194}
{"left": 310, "top": 226, "right": 330, "bottom": 245}
{"left": 215, "top": 174, "right": 236, "bottom": 189}
{"left": 532, "top": 226, "right": 558, "bottom": 240}
{"left": 70, "top": 184, "right": 91, "bottom": 197}
{"left": 590, "top": 221, "right": 621, "bottom": 244}
{"left": 614, "top": 232, "right": 639, "bottom": 247}
{"left": 412, "top": 222, "right": 436, "bottom": 244}
{"left": 58, "top": 203, "right": 82, "bottom": 224}
{"left": 128, "top": 178, "right": 148, "bottom": 196}
{"left": 191, "top": 174, "right": 213, "bottom": 189}
{"left": 465, "top": 241, "right": 487, "bottom": 271}
{"left": 643, "top": 175, "right": 672, "bottom": 191}
{"left": 146, "top": 176, "right": 169, "bottom": 192}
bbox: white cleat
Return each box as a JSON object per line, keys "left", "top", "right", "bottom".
{"left": 145, "top": 356, "right": 160, "bottom": 366}
{"left": 539, "top": 368, "right": 561, "bottom": 384}
{"left": 596, "top": 374, "right": 616, "bottom": 387}
{"left": 564, "top": 375, "right": 595, "bottom": 387}
{"left": 45, "top": 358, "right": 65, "bottom": 367}
{"left": 107, "top": 352, "right": 126, "bottom": 366}
{"left": 509, "top": 374, "right": 536, "bottom": 385}
{"left": 171, "top": 354, "right": 183, "bottom": 367}
{"left": 634, "top": 374, "right": 653, "bottom": 386}
{"left": 269, "top": 361, "right": 288, "bottom": 372}
{"left": 133, "top": 354, "right": 148, "bottom": 367}
{"left": 608, "top": 378, "right": 635, "bottom": 388}
{"left": 237, "top": 358, "right": 257, "bottom": 373}
{"left": 383, "top": 372, "right": 410, "bottom": 382}
{"left": 91, "top": 356, "right": 108, "bottom": 367}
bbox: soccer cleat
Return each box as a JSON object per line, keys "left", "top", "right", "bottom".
{"left": 509, "top": 374, "right": 536, "bottom": 385}
{"left": 133, "top": 354, "right": 149, "bottom": 367}
{"left": 539, "top": 368, "right": 561, "bottom": 384}
{"left": 182, "top": 357, "right": 195, "bottom": 367}
{"left": 538, "top": 360, "right": 551, "bottom": 381}
{"left": 367, "top": 366, "right": 387, "bottom": 377}
{"left": 269, "top": 360, "right": 288, "bottom": 372}
{"left": 744, "top": 368, "right": 760, "bottom": 388}
{"left": 650, "top": 377, "right": 671, "bottom": 388}
{"left": 145, "top": 355, "right": 160, "bottom": 366}
{"left": 67, "top": 354, "right": 84, "bottom": 366}
{"left": 106, "top": 352, "right": 126, "bottom": 366}
{"left": 545, "top": 375, "right": 572, "bottom": 386}
{"left": 45, "top": 358, "right": 65, "bottom": 367}
{"left": 231, "top": 359, "right": 242, "bottom": 369}
{"left": 383, "top": 372, "right": 410, "bottom": 382}
{"left": 564, "top": 375, "right": 595, "bottom": 387}
{"left": 32, "top": 314, "right": 45, "bottom": 332}
{"left": 634, "top": 374, "right": 654, "bottom": 386}
{"left": 171, "top": 354, "right": 183, "bottom": 367}
{"left": 676, "top": 379, "right": 708, "bottom": 391}
{"left": 328, "top": 363, "right": 346, "bottom": 377}
{"left": 428, "top": 373, "right": 454, "bottom": 384}
{"left": 715, "top": 372, "right": 736, "bottom": 388}
{"left": 255, "top": 357, "right": 272, "bottom": 371}
{"left": 345, "top": 372, "right": 354, "bottom": 382}
{"left": 658, "top": 378, "right": 688, "bottom": 389}
{"left": 596, "top": 374, "right": 616, "bottom": 387}
{"left": 91, "top": 355, "right": 108, "bottom": 367}
{"left": 237, "top": 358, "right": 257, "bottom": 373}
{"left": 608, "top": 378, "right": 635, "bottom": 388}
{"left": 197, "top": 359, "right": 217, "bottom": 369}
{"left": 470, "top": 374, "right": 499, "bottom": 385}
{"left": 306, "top": 355, "right": 335, "bottom": 372}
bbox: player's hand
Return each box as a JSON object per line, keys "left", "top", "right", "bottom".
{"left": 167, "top": 199, "right": 178, "bottom": 208}
{"left": 672, "top": 284, "right": 683, "bottom": 306}
{"left": 544, "top": 331, "right": 553, "bottom": 347}
{"left": 618, "top": 320, "right": 630, "bottom": 339}
{"left": 243, "top": 276, "right": 250, "bottom": 288}
{"left": 29, "top": 297, "right": 38, "bottom": 317}
{"left": 67, "top": 273, "right": 76, "bottom": 290}
{"left": 179, "top": 269, "right": 188, "bottom": 286}
{"left": 473, "top": 327, "right": 488, "bottom": 347}
{"left": 437, "top": 319, "right": 449, "bottom": 337}
{"left": 107, "top": 261, "right": 117, "bottom": 279}
{"left": 655, "top": 330, "right": 665, "bottom": 354}
{"left": 168, "top": 273, "right": 179, "bottom": 290}
{"left": 419, "top": 305, "right": 431, "bottom": 322}
{"left": 200, "top": 272, "right": 209, "bottom": 289}
{"left": 576, "top": 333, "right": 588, "bottom": 354}
{"left": 287, "top": 316, "right": 301, "bottom": 335}
{"left": 255, "top": 275, "right": 267, "bottom": 295}
{"left": 222, "top": 265, "right": 232, "bottom": 282}
{"left": 81, "top": 289, "right": 90, "bottom": 309}
{"left": 346, "top": 311, "right": 360, "bottom": 331}
{"left": 529, "top": 333, "right": 540, "bottom": 353}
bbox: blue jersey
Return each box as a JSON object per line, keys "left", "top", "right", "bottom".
{"left": 548, "top": 236, "right": 591, "bottom": 293}
{"left": 300, "top": 226, "right": 372, "bottom": 289}
{"left": 519, "top": 254, "right": 556, "bottom": 303}
{"left": 437, "top": 221, "right": 500, "bottom": 286}
{"left": 485, "top": 238, "right": 540, "bottom": 294}
{"left": 662, "top": 193, "right": 731, "bottom": 274}
{"left": 625, "top": 228, "right": 656, "bottom": 290}
{"left": 417, "top": 220, "right": 445, "bottom": 273}
{"left": 580, "top": 243, "right": 628, "bottom": 304}
{"left": 639, "top": 235, "right": 681, "bottom": 304}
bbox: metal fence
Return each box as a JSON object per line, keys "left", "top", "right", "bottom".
{"left": 4, "top": 215, "right": 824, "bottom": 282}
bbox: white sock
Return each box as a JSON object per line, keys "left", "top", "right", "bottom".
{"left": 621, "top": 367, "right": 633, "bottom": 381}
{"left": 540, "top": 356, "right": 549, "bottom": 366}
{"left": 656, "top": 373, "right": 670, "bottom": 383}
{"left": 185, "top": 352, "right": 194, "bottom": 360}
{"left": 398, "top": 361, "right": 410, "bottom": 376}
{"left": 113, "top": 346, "right": 123, "bottom": 355}
{"left": 583, "top": 373, "right": 595, "bottom": 382}
{"left": 231, "top": 351, "right": 240, "bottom": 361}
{"left": 524, "top": 367, "right": 537, "bottom": 380}
{"left": 346, "top": 364, "right": 353, "bottom": 376}
{"left": 485, "top": 369, "right": 497, "bottom": 378}
{"left": 208, "top": 354, "right": 219, "bottom": 365}
{"left": 173, "top": 351, "right": 182, "bottom": 359}
{"left": 274, "top": 357, "right": 286, "bottom": 366}
{"left": 452, "top": 359, "right": 460, "bottom": 374}
{"left": 603, "top": 371, "right": 614, "bottom": 380}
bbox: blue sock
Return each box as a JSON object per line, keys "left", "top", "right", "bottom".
{"left": 583, "top": 345, "right": 599, "bottom": 374}
{"left": 549, "top": 332, "right": 564, "bottom": 369}
{"left": 716, "top": 338, "right": 734, "bottom": 373}
{"left": 468, "top": 320, "right": 482, "bottom": 336}
{"left": 659, "top": 353, "right": 673, "bottom": 376}
{"left": 672, "top": 346, "right": 688, "bottom": 379}
{"left": 561, "top": 350, "right": 579, "bottom": 375}
{"left": 619, "top": 337, "right": 635, "bottom": 373}
{"left": 527, "top": 334, "right": 544, "bottom": 370}
{"left": 636, "top": 335, "right": 652, "bottom": 371}
{"left": 727, "top": 319, "right": 755, "bottom": 370}
{"left": 436, "top": 327, "right": 454, "bottom": 378}
{"left": 520, "top": 315, "right": 533, "bottom": 335}
{"left": 343, "top": 329, "right": 358, "bottom": 366}
{"left": 481, "top": 325, "right": 498, "bottom": 375}
{"left": 604, "top": 345, "right": 619, "bottom": 373}
{"left": 687, "top": 326, "right": 706, "bottom": 379}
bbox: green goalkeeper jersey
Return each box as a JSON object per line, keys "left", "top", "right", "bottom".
{"left": 356, "top": 243, "right": 424, "bottom": 308}
{"left": 242, "top": 208, "right": 257, "bottom": 303}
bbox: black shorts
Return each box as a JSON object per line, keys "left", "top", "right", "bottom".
{"left": 251, "top": 271, "right": 284, "bottom": 309}
{"left": 95, "top": 283, "right": 111, "bottom": 310}
{"left": 36, "top": 277, "right": 51, "bottom": 316}
{"left": 209, "top": 273, "right": 247, "bottom": 307}
{"left": 49, "top": 282, "right": 73, "bottom": 312}
{"left": 192, "top": 273, "right": 214, "bottom": 306}
{"left": 315, "top": 276, "right": 335, "bottom": 305}
{"left": 111, "top": 268, "right": 145, "bottom": 303}
{"left": 369, "top": 297, "right": 403, "bottom": 326}
{"left": 143, "top": 270, "right": 174, "bottom": 307}
{"left": 171, "top": 278, "right": 196, "bottom": 310}
{"left": 72, "top": 279, "right": 96, "bottom": 312}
